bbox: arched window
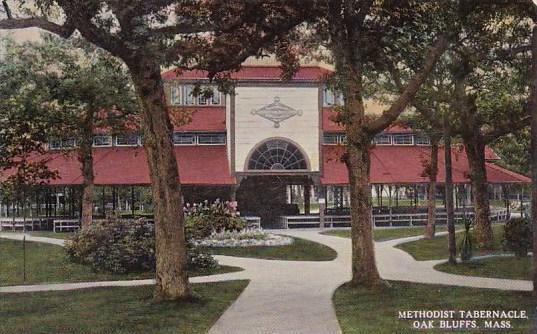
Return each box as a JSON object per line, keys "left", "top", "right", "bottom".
{"left": 248, "top": 139, "right": 308, "bottom": 170}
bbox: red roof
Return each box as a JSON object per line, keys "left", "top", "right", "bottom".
{"left": 172, "top": 107, "right": 226, "bottom": 132}
{"left": 323, "top": 109, "right": 342, "bottom": 131}
{"left": 384, "top": 124, "right": 414, "bottom": 133}
{"left": 162, "top": 65, "right": 332, "bottom": 82}
{"left": 321, "top": 145, "right": 530, "bottom": 185}
{"left": 322, "top": 111, "right": 415, "bottom": 133}
{"left": 2, "top": 147, "right": 234, "bottom": 186}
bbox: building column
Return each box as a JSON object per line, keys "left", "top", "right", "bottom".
{"left": 229, "top": 184, "right": 239, "bottom": 202}
{"left": 304, "top": 183, "right": 311, "bottom": 215}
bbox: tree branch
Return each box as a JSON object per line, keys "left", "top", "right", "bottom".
{"left": 483, "top": 115, "right": 531, "bottom": 143}
{"left": 151, "top": 22, "right": 215, "bottom": 36}
{"left": 0, "top": 17, "right": 75, "bottom": 38}
{"left": 366, "top": 35, "right": 449, "bottom": 135}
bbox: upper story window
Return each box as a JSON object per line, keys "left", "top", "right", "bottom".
{"left": 49, "top": 138, "right": 77, "bottom": 150}
{"left": 93, "top": 135, "right": 113, "bottom": 147}
{"left": 48, "top": 139, "right": 62, "bottom": 150}
{"left": 392, "top": 134, "right": 414, "bottom": 145}
{"left": 173, "top": 132, "right": 226, "bottom": 145}
{"left": 115, "top": 134, "right": 141, "bottom": 146}
{"left": 197, "top": 133, "right": 226, "bottom": 145}
{"left": 373, "top": 134, "right": 392, "bottom": 145}
{"left": 323, "top": 86, "right": 344, "bottom": 107}
{"left": 323, "top": 133, "right": 347, "bottom": 145}
{"left": 414, "top": 134, "right": 431, "bottom": 145}
{"left": 173, "top": 133, "right": 196, "bottom": 145}
{"left": 170, "top": 84, "right": 222, "bottom": 106}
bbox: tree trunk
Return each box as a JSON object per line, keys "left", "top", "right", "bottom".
{"left": 79, "top": 112, "right": 94, "bottom": 229}
{"left": 444, "top": 117, "right": 457, "bottom": 265}
{"left": 344, "top": 73, "right": 382, "bottom": 288}
{"left": 464, "top": 135, "right": 493, "bottom": 248}
{"left": 424, "top": 139, "right": 439, "bottom": 239}
{"left": 528, "top": 24, "right": 537, "bottom": 298}
{"left": 347, "top": 142, "right": 382, "bottom": 287}
{"left": 127, "top": 56, "right": 191, "bottom": 301}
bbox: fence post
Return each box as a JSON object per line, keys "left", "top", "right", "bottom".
{"left": 23, "top": 235, "right": 26, "bottom": 282}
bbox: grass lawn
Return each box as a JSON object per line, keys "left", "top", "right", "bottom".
{"left": 0, "top": 239, "right": 241, "bottom": 286}
{"left": 206, "top": 237, "right": 337, "bottom": 261}
{"left": 28, "top": 231, "right": 75, "bottom": 239}
{"left": 396, "top": 224, "right": 505, "bottom": 261}
{"left": 323, "top": 226, "right": 448, "bottom": 242}
{"left": 0, "top": 280, "right": 248, "bottom": 334}
{"left": 435, "top": 256, "right": 533, "bottom": 280}
{"left": 334, "top": 281, "right": 533, "bottom": 334}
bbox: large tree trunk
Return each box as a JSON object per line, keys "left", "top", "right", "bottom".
{"left": 344, "top": 73, "right": 382, "bottom": 288}
{"left": 529, "top": 24, "right": 537, "bottom": 298}
{"left": 464, "top": 135, "right": 493, "bottom": 248}
{"left": 79, "top": 112, "right": 94, "bottom": 229}
{"left": 444, "top": 117, "right": 457, "bottom": 265}
{"left": 127, "top": 56, "right": 191, "bottom": 301}
{"left": 346, "top": 142, "right": 381, "bottom": 287}
{"left": 424, "top": 139, "right": 439, "bottom": 239}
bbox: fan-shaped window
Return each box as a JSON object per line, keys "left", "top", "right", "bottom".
{"left": 248, "top": 140, "right": 308, "bottom": 170}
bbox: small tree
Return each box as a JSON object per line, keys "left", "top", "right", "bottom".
{"left": 2, "top": 36, "right": 138, "bottom": 228}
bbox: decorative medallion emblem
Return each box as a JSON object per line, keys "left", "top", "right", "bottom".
{"left": 251, "top": 97, "right": 302, "bottom": 128}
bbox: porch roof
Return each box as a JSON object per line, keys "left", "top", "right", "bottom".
{"left": 2, "top": 146, "right": 235, "bottom": 186}
{"left": 320, "top": 145, "right": 530, "bottom": 185}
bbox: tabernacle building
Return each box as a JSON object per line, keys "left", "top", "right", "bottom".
{"left": 0, "top": 65, "right": 530, "bottom": 227}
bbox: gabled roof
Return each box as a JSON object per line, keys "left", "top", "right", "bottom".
{"left": 161, "top": 65, "right": 332, "bottom": 82}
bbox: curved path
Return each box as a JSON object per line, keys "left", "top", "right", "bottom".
{"left": 0, "top": 230, "right": 532, "bottom": 334}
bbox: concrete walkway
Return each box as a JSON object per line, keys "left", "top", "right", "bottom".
{"left": 0, "top": 230, "right": 532, "bottom": 334}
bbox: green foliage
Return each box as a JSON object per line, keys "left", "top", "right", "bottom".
{"left": 503, "top": 217, "right": 532, "bottom": 258}
{"left": 184, "top": 201, "right": 245, "bottom": 240}
{"left": 66, "top": 219, "right": 217, "bottom": 274}
{"left": 0, "top": 35, "right": 137, "bottom": 188}
{"left": 492, "top": 129, "right": 531, "bottom": 176}
{"left": 459, "top": 219, "right": 473, "bottom": 262}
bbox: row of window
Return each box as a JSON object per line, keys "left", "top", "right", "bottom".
{"left": 170, "top": 85, "right": 222, "bottom": 106}
{"left": 173, "top": 132, "right": 226, "bottom": 145}
{"left": 168, "top": 84, "right": 342, "bottom": 107}
{"left": 48, "top": 133, "right": 226, "bottom": 149}
{"left": 323, "top": 88, "right": 344, "bottom": 107}
{"left": 323, "top": 133, "right": 431, "bottom": 146}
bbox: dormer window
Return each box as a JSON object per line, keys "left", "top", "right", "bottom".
{"left": 170, "top": 84, "right": 222, "bottom": 106}
{"left": 392, "top": 134, "right": 414, "bottom": 145}
{"left": 323, "top": 86, "right": 343, "bottom": 107}
{"left": 170, "top": 86, "right": 181, "bottom": 105}
{"left": 415, "top": 135, "right": 431, "bottom": 145}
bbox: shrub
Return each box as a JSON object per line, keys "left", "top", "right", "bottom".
{"left": 459, "top": 219, "right": 473, "bottom": 262}
{"left": 503, "top": 217, "right": 532, "bottom": 258}
{"left": 66, "top": 218, "right": 217, "bottom": 274}
{"left": 185, "top": 200, "right": 245, "bottom": 240}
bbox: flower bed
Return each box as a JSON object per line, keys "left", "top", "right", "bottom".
{"left": 195, "top": 230, "right": 294, "bottom": 248}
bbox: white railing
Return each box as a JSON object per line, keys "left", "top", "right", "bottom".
{"left": 277, "top": 208, "right": 510, "bottom": 229}
{"left": 53, "top": 219, "right": 81, "bottom": 233}
{"left": 0, "top": 217, "right": 50, "bottom": 231}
